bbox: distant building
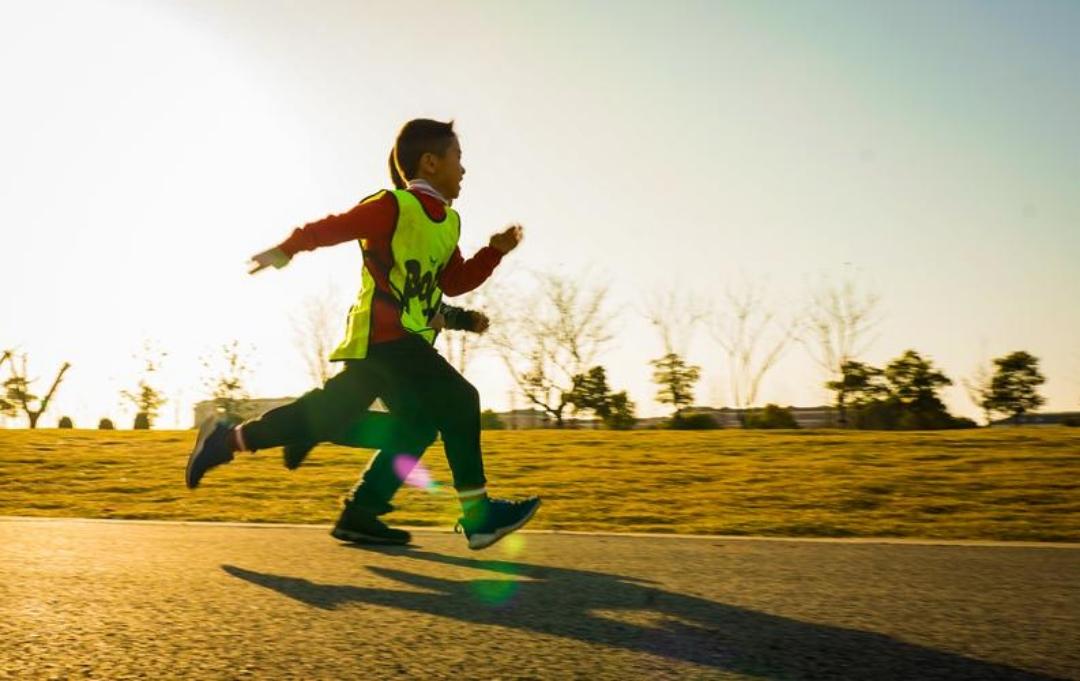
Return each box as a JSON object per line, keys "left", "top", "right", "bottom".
{"left": 760, "top": 405, "right": 837, "bottom": 428}
{"left": 646, "top": 406, "right": 837, "bottom": 429}
{"left": 495, "top": 409, "right": 601, "bottom": 430}
{"left": 192, "top": 398, "right": 296, "bottom": 427}
{"left": 491, "top": 405, "right": 837, "bottom": 429}
{"left": 632, "top": 416, "right": 670, "bottom": 429}
{"left": 988, "top": 411, "right": 1080, "bottom": 427}
{"left": 497, "top": 409, "right": 550, "bottom": 430}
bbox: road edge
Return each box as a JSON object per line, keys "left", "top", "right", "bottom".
{"left": 2, "top": 515, "right": 1077, "bottom": 549}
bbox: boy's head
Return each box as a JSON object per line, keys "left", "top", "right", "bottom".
{"left": 391, "top": 119, "right": 465, "bottom": 200}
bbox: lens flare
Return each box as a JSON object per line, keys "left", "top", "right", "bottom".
{"left": 392, "top": 454, "right": 436, "bottom": 490}
{"left": 470, "top": 577, "right": 519, "bottom": 606}
{"left": 468, "top": 558, "right": 524, "bottom": 606}
{"left": 499, "top": 532, "right": 526, "bottom": 558}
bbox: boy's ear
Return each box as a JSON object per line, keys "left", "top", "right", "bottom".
{"left": 418, "top": 151, "right": 437, "bottom": 175}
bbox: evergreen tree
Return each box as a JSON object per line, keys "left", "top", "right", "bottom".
{"left": 826, "top": 360, "right": 887, "bottom": 426}
{"left": 985, "top": 351, "right": 1045, "bottom": 424}
{"left": 605, "top": 391, "right": 637, "bottom": 430}
{"left": 650, "top": 352, "right": 701, "bottom": 421}
{"left": 567, "top": 366, "right": 637, "bottom": 430}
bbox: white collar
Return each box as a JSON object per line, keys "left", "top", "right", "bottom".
{"left": 406, "top": 178, "right": 448, "bottom": 205}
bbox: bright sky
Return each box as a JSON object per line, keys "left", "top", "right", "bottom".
{"left": 2, "top": 0, "right": 1078, "bottom": 428}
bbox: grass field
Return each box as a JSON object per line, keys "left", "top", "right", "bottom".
{"left": 1, "top": 428, "right": 1078, "bottom": 541}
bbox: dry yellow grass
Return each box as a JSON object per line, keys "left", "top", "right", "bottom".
{"left": 1, "top": 428, "right": 1078, "bottom": 541}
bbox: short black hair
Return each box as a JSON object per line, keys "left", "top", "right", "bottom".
{"left": 390, "top": 119, "right": 456, "bottom": 184}
{"left": 388, "top": 149, "right": 406, "bottom": 189}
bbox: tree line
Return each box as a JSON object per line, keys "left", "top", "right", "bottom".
{"left": 466, "top": 274, "right": 1064, "bottom": 430}
{"left": 424, "top": 273, "right": 1068, "bottom": 430}
{"left": 0, "top": 341, "right": 250, "bottom": 430}
{"left": 2, "top": 275, "right": 1074, "bottom": 430}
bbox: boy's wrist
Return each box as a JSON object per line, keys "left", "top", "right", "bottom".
{"left": 441, "top": 305, "right": 466, "bottom": 330}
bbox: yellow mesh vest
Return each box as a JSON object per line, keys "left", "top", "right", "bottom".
{"left": 330, "top": 190, "right": 461, "bottom": 360}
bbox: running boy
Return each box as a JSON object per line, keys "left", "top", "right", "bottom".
{"left": 281, "top": 148, "right": 492, "bottom": 473}
{"left": 186, "top": 119, "right": 540, "bottom": 550}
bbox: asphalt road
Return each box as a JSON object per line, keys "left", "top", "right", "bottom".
{"left": 1, "top": 517, "right": 1077, "bottom": 680}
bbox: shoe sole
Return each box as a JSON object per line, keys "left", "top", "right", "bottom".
{"left": 185, "top": 417, "right": 221, "bottom": 489}
{"left": 330, "top": 527, "right": 412, "bottom": 545}
{"left": 467, "top": 499, "right": 542, "bottom": 551}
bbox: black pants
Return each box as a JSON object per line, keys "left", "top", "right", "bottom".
{"left": 241, "top": 335, "right": 485, "bottom": 512}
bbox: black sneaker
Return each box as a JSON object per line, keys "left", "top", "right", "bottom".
{"left": 185, "top": 417, "right": 236, "bottom": 489}
{"left": 283, "top": 441, "right": 315, "bottom": 470}
{"left": 456, "top": 497, "right": 542, "bottom": 550}
{"left": 330, "top": 506, "right": 411, "bottom": 545}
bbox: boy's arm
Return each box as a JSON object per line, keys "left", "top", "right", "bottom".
{"left": 437, "top": 247, "right": 503, "bottom": 296}
{"left": 248, "top": 191, "right": 396, "bottom": 273}
{"left": 438, "top": 224, "right": 523, "bottom": 295}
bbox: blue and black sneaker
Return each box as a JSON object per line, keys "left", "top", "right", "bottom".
{"left": 455, "top": 496, "right": 542, "bottom": 550}
{"left": 185, "top": 416, "right": 236, "bottom": 489}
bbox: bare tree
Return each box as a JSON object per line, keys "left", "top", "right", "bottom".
{"left": 710, "top": 282, "right": 798, "bottom": 410}
{"left": 0, "top": 350, "right": 13, "bottom": 419}
{"left": 121, "top": 341, "right": 168, "bottom": 429}
{"left": 200, "top": 341, "right": 254, "bottom": 421}
{"left": 962, "top": 360, "right": 994, "bottom": 425}
{"left": 643, "top": 288, "right": 707, "bottom": 418}
{"left": 641, "top": 288, "right": 708, "bottom": 356}
{"left": 291, "top": 286, "right": 346, "bottom": 387}
{"left": 802, "top": 274, "right": 880, "bottom": 386}
{"left": 489, "top": 273, "right": 615, "bottom": 427}
{"left": 2, "top": 353, "right": 71, "bottom": 428}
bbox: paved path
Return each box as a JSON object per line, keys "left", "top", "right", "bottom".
{"left": 2, "top": 518, "right": 1078, "bottom": 680}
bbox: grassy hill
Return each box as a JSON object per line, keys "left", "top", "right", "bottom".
{"left": 1, "top": 428, "right": 1077, "bottom": 541}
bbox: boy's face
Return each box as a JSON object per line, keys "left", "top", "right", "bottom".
{"left": 423, "top": 136, "right": 465, "bottom": 201}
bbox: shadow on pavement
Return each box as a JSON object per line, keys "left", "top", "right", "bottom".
{"left": 223, "top": 547, "right": 1057, "bottom": 680}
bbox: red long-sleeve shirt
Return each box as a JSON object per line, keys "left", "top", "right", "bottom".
{"left": 277, "top": 188, "right": 503, "bottom": 345}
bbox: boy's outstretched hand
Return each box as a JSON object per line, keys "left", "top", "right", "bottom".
{"left": 248, "top": 247, "right": 291, "bottom": 274}
{"left": 489, "top": 224, "right": 523, "bottom": 254}
{"left": 465, "top": 310, "right": 490, "bottom": 334}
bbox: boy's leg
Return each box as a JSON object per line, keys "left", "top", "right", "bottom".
{"left": 326, "top": 401, "right": 437, "bottom": 545}
{"left": 324, "top": 342, "right": 439, "bottom": 545}
{"left": 379, "top": 337, "right": 540, "bottom": 549}
{"left": 284, "top": 406, "right": 387, "bottom": 470}
{"left": 329, "top": 411, "right": 399, "bottom": 449}
{"left": 379, "top": 337, "right": 487, "bottom": 498}
{"left": 339, "top": 405, "right": 438, "bottom": 516}
{"left": 239, "top": 360, "right": 384, "bottom": 451}
{"left": 186, "top": 360, "right": 383, "bottom": 489}
{"left": 332, "top": 337, "right": 470, "bottom": 517}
